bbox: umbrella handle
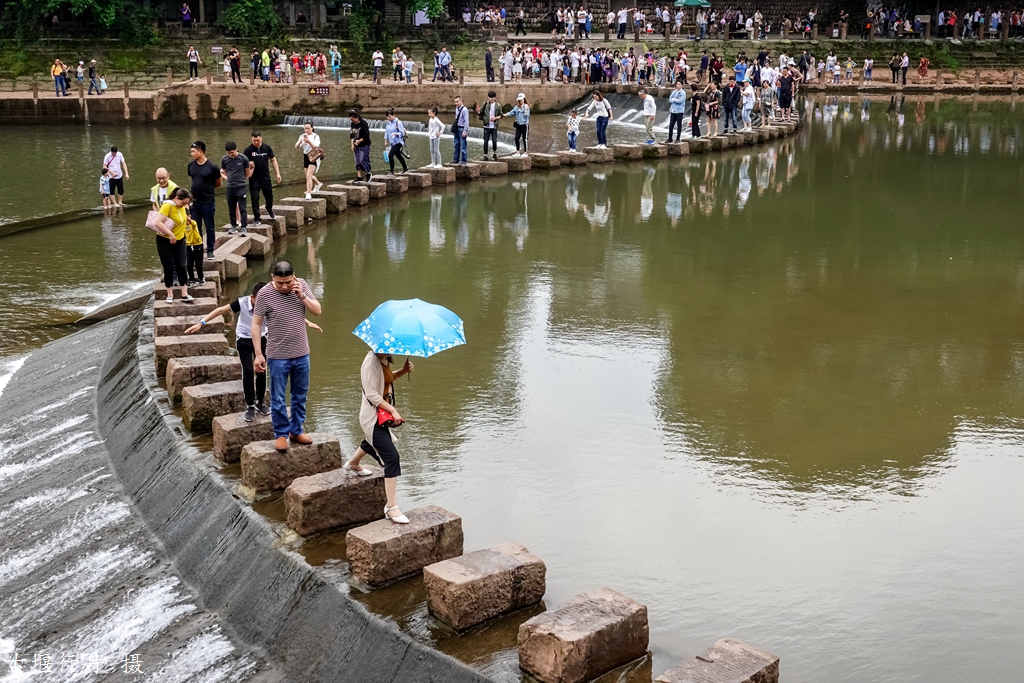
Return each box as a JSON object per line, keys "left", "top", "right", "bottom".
{"left": 406, "top": 356, "right": 411, "bottom": 383}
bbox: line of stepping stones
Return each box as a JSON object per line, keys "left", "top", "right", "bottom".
{"left": 151, "top": 123, "right": 802, "bottom": 682}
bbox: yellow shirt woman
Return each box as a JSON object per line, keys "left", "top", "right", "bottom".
{"left": 159, "top": 200, "right": 190, "bottom": 241}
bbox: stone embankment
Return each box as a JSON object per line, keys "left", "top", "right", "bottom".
{"left": 138, "top": 117, "right": 802, "bottom": 681}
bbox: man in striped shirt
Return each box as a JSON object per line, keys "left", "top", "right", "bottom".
{"left": 252, "top": 260, "right": 323, "bottom": 452}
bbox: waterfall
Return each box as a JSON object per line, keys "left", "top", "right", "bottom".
{"left": 282, "top": 115, "right": 517, "bottom": 148}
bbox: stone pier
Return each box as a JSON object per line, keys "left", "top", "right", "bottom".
{"left": 477, "top": 160, "right": 509, "bottom": 176}
{"left": 654, "top": 638, "right": 780, "bottom": 683}
{"left": 165, "top": 355, "right": 240, "bottom": 403}
{"left": 584, "top": 146, "right": 614, "bottom": 163}
{"left": 382, "top": 174, "right": 410, "bottom": 194}
{"left": 312, "top": 190, "right": 348, "bottom": 213}
{"left": 613, "top": 144, "right": 642, "bottom": 160}
{"left": 642, "top": 144, "right": 668, "bottom": 159}
{"left": 240, "top": 433, "right": 343, "bottom": 493}
{"left": 272, "top": 204, "right": 305, "bottom": 231}
{"left": 154, "top": 314, "right": 224, "bottom": 337}
{"left": 500, "top": 155, "right": 532, "bottom": 172}
{"left": 284, "top": 467, "right": 387, "bottom": 536}
{"left": 280, "top": 197, "right": 327, "bottom": 220}
{"left": 212, "top": 411, "right": 275, "bottom": 463}
{"left": 154, "top": 333, "right": 229, "bottom": 376}
{"left": 418, "top": 166, "right": 457, "bottom": 184}
{"left": 528, "top": 153, "right": 560, "bottom": 169}
{"left": 557, "top": 151, "right": 589, "bottom": 166}
{"left": 363, "top": 181, "right": 388, "bottom": 200}
{"left": 153, "top": 298, "right": 218, "bottom": 319}
{"left": 329, "top": 183, "right": 370, "bottom": 205}
{"left": 181, "top": 379, "right": 254, "bottom": 433}
{"left": 666, "top": 142, "right": 690, "bottom": 156}
{"left": 404, "top": 171, "right": 433, "bottom": 187}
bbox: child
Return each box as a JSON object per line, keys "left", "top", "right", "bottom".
{"left": 99, "top": 74, "right": 108, "bottom": 92}
{"left": 100, "top": 168, "right": 112, "bottom": 209}
{"left": 427, "top": 107, "right": 443, "bottom": 167}
{"left": 817, "top": 59, "right": 825, "bottom": 82}
{"left": 184, "top": 214, "right": 205, "bottom": 286}
{"left": 844, "top": 57, "right": 855, "bottom": 82}
{"left": 223, "top": 55, "right": 231, "bottom": 80}
{"left": 832, "top": 61, "right": 841, "bottom": 84}
{"left": 566, "top": 109, "right": 580, "bottom": 151}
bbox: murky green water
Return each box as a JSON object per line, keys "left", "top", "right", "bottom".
{"left": 2, "top": 96, "right": 1023, "bottom": 683}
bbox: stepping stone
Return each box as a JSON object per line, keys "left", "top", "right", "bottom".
{"left": 382, "top": 174, "right": 409, "bottom": 194}
{"left": 518, "top": 587, "right": 649, "bottom": 683}
{"left": 725, "top": 133, "right": 745, "bottom": 147}
{"left": 689, "top": 138, "right": 712, "bottom": 154}
{"left": 740, "top": 131, "right": 759, "bottom": 145}
{"left": 557, "top": 151, "right": 588, "bottom": 166}
{"left": 240, "top": 432, "right": 343, "bottom": 493}
{"left": 245, "top": 224, "right": 275, "bottom": 240}
{"left": 166, "top": 354, "right": 240, "bottom": 403}
{"left": 261, "top": 215, "right": 288, "bottom": 237}
{"left": 424, "top": 542, "right": 546, "bottom": 632}
{"left": 666, "top": 141, "right": 690, "bottom": 156}
{"left": 417, "top": 166, "right": 456, "bottom": 184}
{"left": 155, "top": 314, "right": 225, "bottom": 338}
{"left": 404, "top": 172, "right": 433, "bottom": 188}
{"left": 528, "top": 153, "right": 560, "bottom": 169}
{"left": 654, "top": 638, "right": 780, "bottom": 683}
{"left": 477, "top": 161, "right": 508, "bottom": 175}
{"left": 584, "top": 146, "right": 614, "bottom": 163}
{"left": 212, "top": 410, "right": 274, "bottom": 463}
{"left": 312, "top": 190, "right": 347, "bottom": 213}
{"left": 273, "top": 204, "right": 305, "bottom": 230}
{"left": 346, "top": 505, "right": 463, "bottom": 588}
{"left": 152, "top": 280, "right": 217, "bottom": 300}
{"left": 280, "top": 196, "right": 327, "bottom": 220}
{"left": 244, "top": 233, "right": 271, "bottom": 259}
{"left": 154, "top": 333, "right": 229, "bottom": 376}
{"left": 284, "top": 466, "right": 387, "bottom": 535}
{"left": 223, "top": 253, "right": 247, "bottom": 279}
{"left": 328, "top": 184, "right": 369, "bottom": 206}
{"left": 181, "top": 379, "right": 250, "bottom": 433}
{"left": 363, "top": 181, "right": 387, "bottom": 200}
{"left": 642, "top": 144, "right": 668, "bottom": 158}
{"left": 214, "top": 235, "right": 252, "bottom": 257}
{"left": 500, "top": 154, "right": 531, "bottom": 172}
{"left": 613, "top": 144, "right": 642, "bottom": 160}
{"left": 445, "top": 162, "right": 482, "bottom": 180}
{"left": 756, "top": 128, "right": 771, "bottom": 142}
{"left": 710, "top": 136, "right": 726, "bottom": 151}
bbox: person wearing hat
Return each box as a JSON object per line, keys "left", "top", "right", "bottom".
{"left": 87, "top": 59, "right": 101, "bottom": 95}
{"left": 76, "top": 61, "right": 85, "bottom": 85}
{"left": 509, "top": 93, "right": 531, "bottom": 155}
{"left": 476, "top": 91, "right": 506, "bottom": 161}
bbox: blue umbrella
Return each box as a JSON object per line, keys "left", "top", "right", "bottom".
{"left": 353, "top": 298, "right": 466, "bottom": 357}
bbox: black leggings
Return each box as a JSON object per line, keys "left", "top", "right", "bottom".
{"left": 250, "top": 177, "right": 273, "bottom": 220}
{"left": 236, "top": 336, "right": 267, "bottom": 407}
{"left": 514, "top": 122, "right": 529, "bottom": 151}
{"left": 668, "top": 112, "right": 685, "bottom": 142}
{"left": 691, "top": 111, "right": 702, "bottom": 137}
{"left": 361, "top": 423, "right": 401, "bottom": 478}
{"left": 388, "top": 143, "right": 408, "bottom": 173}
{"left": 186, "top": 245, "right": 204, "bottom": 282}
{"left": 156, "top": 236, "right": 188, "bottom": 288}
{"left": 189, "top": 62, "right": 199, "bottom": 78}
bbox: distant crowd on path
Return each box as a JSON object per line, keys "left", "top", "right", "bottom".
{"left": 48, "top": 57, "right": 106, "bottom": 97}
{"left": 213, "top": 44, "right": 347, "bottom": 85}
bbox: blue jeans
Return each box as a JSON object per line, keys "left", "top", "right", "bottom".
{"left": 567, "top": 131, "right": 577, "bottom": 150}
{"left": 268, "top": 355, "right": 309, "bottom": 438}
{"left": 190, "top": 200, "right": 217, "bottom": 253}
{"left": 452, "top": 127, "right": 467, "bottom": 163}
{"left": 723, "top": 106, "right": 737, "bottom": 131}
{"left": 88, "top": 77, "right": 100, "bottom": 95}
{"left": 596, "top": 116, "right": 609, "bottom": 145}
{"left": 742, "top": 103, "right": 753, "bottom": 125}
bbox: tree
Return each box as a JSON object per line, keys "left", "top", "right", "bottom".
{"left": 218, "top": 0, "right": 282, "bottom": 39}
{"left": 0, "top": 0, "right": 156, "bottom": 44}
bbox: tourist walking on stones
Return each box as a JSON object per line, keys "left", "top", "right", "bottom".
{"left": 252, "top": 260, "right": 322, "bottom": 453}
{"left": 776, "top": 66, "right": 799, "bottom": 122}
{"left": 690, "top": 84, "right": 704, "bottom": 138}
{"left": 900, "top": 52, "right": 910, "bottom": 85}
{"left": 583, "top": 91, "right": 612, "bottom": 149}
{"left": 476, "top": 91, "right": 505, "bottom": 161}
{"left": 566, "top": 109, "right": 580, "bottom": 151}
{"left": 150, "top": 168, "right": 178, "bottom": 211}
{"left": 187, "top": 45, "right": 201, "bottom": 79}
{"left": 452, "top": 96, "right": 470, "bottom": 165}
{"left": 51, "top": 59, "right": 68, "bottom": 97}
{"left": 295, "top": 121, "right": 323, "bottom": 200}
{"left": 349, "top": 110, "right": 372, "bottom": 182}
{"left": 639, "top": 88, "right": 657, "bottom": 144}
{"left": 102, "top": 146, "right": 129, "bottom": 209}
{"left": 244, "top": 131, "right": 280, "bottom": 225}
{"left": 154, "top": 188, "right": 195, "bottom": 304}
{"left": 427, "top": 107, "right": 443, "bottom": 167}
{"left": 221, "top": 141, "right": 250, "bottom": 235}
{"left": 510, "top": 93, "right": 531, "bottom": 155}
{"left": 759, "top": 80, "right": 775, "bottom": 125}
{"left": 188, "top": 141, "right": 220, "bottom": 258}
{"left": 704, "top": 82, "right": 721, "bottom": 136}
{"left": 722, "top": 76, "right": 740, "bottom": 133}
{"left": 666, "top": 80, "right": 686, "bottom": 143}
{"left": 344, "top": 352, "right": 415, "bottom": 524}
{"left": 384, "top": 109, "right": 409, "bottom": 175}
{"left": 184, "top": 202, "right": 205, "bottom": 286}
{"left": 741, "top": 79, "right": 755, "bottom": 131}
{"left": 87, "top": 59, "right": 101, "bottom": 95}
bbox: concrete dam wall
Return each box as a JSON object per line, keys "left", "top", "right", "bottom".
{"left": 0, "top": 308, "right": 490, "bottom": 682}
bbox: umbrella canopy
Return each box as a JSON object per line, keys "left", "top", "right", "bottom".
{"left": 675, "top": 0, "right": 710, "bottom": 7}
{"left": 353, "top": 298, "right": 466, "bottom": 358}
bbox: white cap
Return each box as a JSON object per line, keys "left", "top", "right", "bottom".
{"left": 517, "top": 92, "right": 525, "bottom": 100}
{"left": 79, "top": 61, "right": 84, "bottom": 64}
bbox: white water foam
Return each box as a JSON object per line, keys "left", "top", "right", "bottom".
{"left": 150, "top": 628, "right": 252, "bottom": 683}
{"left": 0, "top": 416, "right": 90, "bottom": 459}
{"left": 0, "top": 487, "right": 90, "bottom": 524}
{"left": 0, "top": 356, "right": 26, "bottom": 405}
{"left": 0, "top": 432, "right": 99, "bottom": 482}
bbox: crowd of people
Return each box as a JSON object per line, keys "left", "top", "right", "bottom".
{"left": 48, "top": 57, "right": 106, "bottom": 97}
{"left": 209, "top": 44, "right": 346, "bottom": 84}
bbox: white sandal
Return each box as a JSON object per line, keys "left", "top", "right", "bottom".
{"left": 384, "top": 505, "right": 409, "bottom": 524}
{"left": 343, "top": 461, "right": 373, "bottom": 476}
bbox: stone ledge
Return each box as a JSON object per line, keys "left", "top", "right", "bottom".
{"left": 688, "top": 138, "right": 712, "bottom": 153}
{"left": 154, "top": 314, "right": 225, "bottom": 338}
{"left": 666, "top": 141, "right": 690, "bottom": 156}
{"left": 477, "top": 161, "right": 508, "bottom": 175}
{"left": 528, "top": 153, "right": 560, "bottom": 169}
{"left": 240, "top": 433, "right": 343, "bottom": 493}
{"left": 152, "top": 280, "right": 218, "bottom": 299}
{"left": 500, "top": 155, "right": 532, "bottom": 172}
{"left": 166, "top": 355, "right": 240, "bottom": 403}
{"left": 612, "top": 144, "right": 642, "bottom": 160}
{"left": 642, "top": 144, "right": 668, "bottom": 158}
{"left": 212, "top": 410, "right": 274, "bottom": 463}
{"left": 418, "top": 166, "right": 457, "bottom": 184}
{"left": 584, "top": 146, "right": 614, "bottom": 163}
{"left": 363, "top": 181, "right": 388, "bottom": 200}
{"left": 182, "top": 379, "right": 252, "bottom": 433}
{"left": 280, "top": 196, "right": 327, "bottom": 220}
{"left": 273, "top": 204, "right": 305, "bottom": 230}
{"left": 382, "top": 174, "right": 410, "bottom": 194}
{"left": 154, "top": 333, "right": 229, "bottom": 376}
{"left": 328, "top": 183, "right": 370, "bottom": 205}
{"left": 445, "top": 162, "right": 482, "bottom": 180}
{"left": 557, "top": 151, "right": 589, "bottom": 166}
{"left": 404, "top": 172, "right": 433, "bottom": 188}
{"left": 654, "top": 638, "right": 780, "bottom": 683}
{"left": 312, "top": 190, "right": 347, "bottom": 213}
{"left": 153, "top": 297, "right": 219, "bottom": 319}
{"left": 284, "top": 466, "right": 387, "bottom": 535}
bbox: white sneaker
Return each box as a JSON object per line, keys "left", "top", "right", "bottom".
{"left": 304, "top": 192, "right": 312, "bottom": 199}
{"left": 313, "top": 181, "right": 323, "bottom": 192}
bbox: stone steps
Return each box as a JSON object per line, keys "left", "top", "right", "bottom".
{"left": 154, "top": 314, "right": 225, "bottom": 337}
{"left": 181, "top": 378, "right": 253, "bottom": 433}
{"left": 240, "top": 432, "right": 343, "bottom": 493}
{"left": 153, "top": 279, "right": 218, "bottom": 299}
{"left": 655, "top": 638, "right": 779, "bottom": 683}
{"left": 284, "top": 466, "right": 387, "bottom": 536}
{"left": 280, "top": 196, "right": 327, "bottom": 220}
{"left": 153, "top": 297, "right": 219, "bottom": 319}
{"left": 165, "top": 355, "right": 240, "bottom": 403}
{"left": 154, "top": 333, "right": 229, "bottom": 376}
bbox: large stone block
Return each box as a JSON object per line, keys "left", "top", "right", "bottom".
{"left": 584, "top": 146, "right": 614, "bottom": 163}
{"left": 224, "top": 253, "right": 247, "bottom": 279}
{"left": 240, "top": 433, "right": 343, "bottom": 493}
{"left": 477, "top": 161, "right": 508, "bottom": 175}
{"left": 741, "top": 131, "right": 759, "bottom": 146}
{"left": 557, "top": 151, "right": 588, "bottom": 166}
{"left": 404, "top": 172, "right": 433, "bottom": 188}
{"left": 363, "top": 181, "right": 387, "bottom": 200}
{"left": 214, "top": 235, "right": 251, "bottom": 257}
{"left": 667, "top": 141, "right": 690, "bottom": 156}
{"left": 203, "top": 256, "right": 226, "bottom": 280}
{"left": 165, "top": 355, "right": 240, "bottom": 403}
{"left": 528, "top": 153, "right": 560, "bottom": 169}
{"left": 710, "top": 136, "right": 726, "bottom": 151}
{"left": 689, "top": 138, "right": 712, "bottom": 153}
{"left": 346, "top": 505, "right": 463, "bottom": 588}
{"left": 152, "top": 280, "right": 217, "bottom": 299}
{"left": 518, "top": 587, "right": 649, "bottom": 683}
{"left": 654, "top": 638, "right": 780, "bottom": 683}
{"left": 212, "top": 410, "right": 274, "bottom": 463}
{"left": 245, "top": 223, "right": 274, "bottom": 239}
{"left": 613, "top": 144, "right": 642, "bottom": 160}
{"left": 418, "top": 166, "right": 457, "bottom": 184}
{"left": 382, "top": 174, "right": 409, "bottom": 194}
{"left": 284, "top": 466, "right": 387, "bottom": 535}
{"left": 446, "top": 162, "right": 482, "bottom": 180}
{"left": 500, "top": 154, "right": 532, "bottom": 172}
{"left": 263, "top": 214, "right": 288, "bottom": 237}
{"left": 756, "top": 128, "right": 771, "bottom": 142}
{"left": 154, "top": 333, "right": 229, "bottom": 376}
{"left": 181, "top": 379, "right": 251, "bottom": 433}
{"left": 312, "top": 190, "right": 347, "bottom": 213}
{"left": 328, "top": 184, "right": 370, "bottom": 205}
{"left": 424, "top": 542, "right": 546, "bottom": 632}
{"left": 642, "top": 143, "right": 668, "bottom": 158}
{"left": 246, "top": 233, "right": 272, "bottom": 259}
{"left": 273, "top": 204, "right": 305, "bottom": 230}
{"left": 154, "top": 314, "right": 225, "bottom": 338}
{"left": 280, "top": 196, "right": 327, "bottom": 220}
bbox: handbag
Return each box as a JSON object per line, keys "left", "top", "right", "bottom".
{"left": 307, "top": 145, "right": 324, "bottom": 163}
{"left": 376, "top": 406, "right": 395, "bottom": 427}
{"left": 145, "top": 210, "right": 176, "bottom": 235}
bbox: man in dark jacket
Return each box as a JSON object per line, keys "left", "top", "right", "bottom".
{"left": 721, "top": 75, "right": 741, "bottom": 133}
{"left": 485, "top": 47, "right": 494, "bottom": 82}
{"left": 476, "top": 91, "right": 506, "bottom": 161}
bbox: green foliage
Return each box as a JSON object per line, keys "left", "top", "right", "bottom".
{"left": 407, "top": 0, "right": 446, "bottom": 20}
{"left": 0, "top": 0, "right": 157, "bottom": 44}
{"left": 347, "top": 4, "right": 374, "bottom": 56}
{"left": 110, "top": 3, "right": 157, "bottom": 47}
{"left": 219, "top": 0, "right": 282, "bottom": 39}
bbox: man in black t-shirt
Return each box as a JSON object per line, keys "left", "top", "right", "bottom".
{"left": 776, "top": 67, "right": 800, "bottom": 122}
{"left": 188, "top": 140, "right": 221, "bottom": 257}
{"left": 244, "top": 131, "right": 281, "bottom": 225}
{"left": 349, "top": 110, "right": 372, "bottom": 183}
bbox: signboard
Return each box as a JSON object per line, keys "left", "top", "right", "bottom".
{"left": 309, "top": 86, "right": 330, "bottom": 96}
{"left": 211, "top": 46, "right": 223, "bottom": 54}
